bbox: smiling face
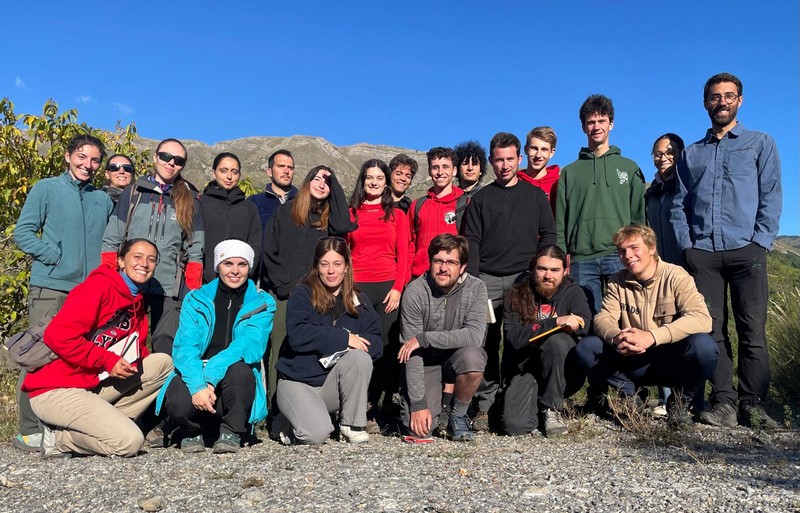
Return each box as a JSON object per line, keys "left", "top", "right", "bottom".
{"left": 429, "top": 157, "right": 455, "bottom": 192}
{"left": 218, "top": 257, "right": 250, "bottom": 289}
{"left": 104, "top": 155, "right": 134, "bottom": 188}
{"left": 705, "top": 81, "right": 742, "bottom": 131}
{"left": 582, "top": 113, "right": 613, "bottom": 148}
{"left": 363, "top": 166, "right": 386, "bottom": 201}
{"left": 652, "top": 138, "right": 676, "bottom": 176}
{"left": 118, "top": 241, "right": 158, "bottom": 286}
{"left": 153, "top": 140, "right": 186, "bottom": 185}
{"left": 212, "top": 156, "right": 241, "bottom": 190}
{"left": 65, "top": 144, "right": 103, "bottom": 183}
{"left": 533, "top": 255, "right": 565, "bottom": 299}
{"left": 617, "top": 236, "right": 657, "bottom": 281}
{"left": 525, "top": 137, "right": 555, "bottom": 174}
{"left": 309, "top": 169, "right": 331, "bottom": 201}
{"left": 390, "top": 164, "right": 413, "bottom": 197}
{"left": 490, "top": 145, "right": 521, "bottom": 186}
{"left": 430, "top": 249, "right": 466, "bottom": 293}
{"left": 317, "top": 249, "right": 347, "bottom": 293}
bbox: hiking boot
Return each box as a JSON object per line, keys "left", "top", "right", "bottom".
{"left": 739, "top": 404, "right": 779, "bottom": 430}
{"left": 471, "top": 410, "right": 489, "bottom": 432}
{"left": 13, "top": 432, "right": 42, "bottom": 453}
{"left": 39, "top": 423, "right": 71, "bottom": 459}
{"left": 697, "top": 402, "right": 738, "bottom": 428}
{"left": 145, "top": 426, "right": 167, "bottom": 449}
{"left": 447, "top": 413, "right": 474, "bottom": 442}
{"left": 180, "top": 434, "right": 205, "bottom": 453}
{"left": 542, "top": 409, "right": 568, "bottom": 437}
{"left": 212, "top": 432, "right": 241, "bottom": 454}
{"left": 340, "top": 425, "right": 369, "bottom": 444}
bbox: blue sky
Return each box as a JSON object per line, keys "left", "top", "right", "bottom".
{"left": 5, "top": 1, "right": 798, "bottom": 235}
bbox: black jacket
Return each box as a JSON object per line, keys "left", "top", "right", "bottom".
{"left": 199, "top": 182, "right": 262, "bottom": 283}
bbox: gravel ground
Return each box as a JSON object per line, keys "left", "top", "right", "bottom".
{"left": 1, "top": 418, "right": 799, "bottom": 513}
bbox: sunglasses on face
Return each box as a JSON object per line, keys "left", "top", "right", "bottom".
{"left": 106, "top": 163, "right": 134, "bottom": 173}
{"left": 156, "top": 152, "right": 187, "bottom": 167}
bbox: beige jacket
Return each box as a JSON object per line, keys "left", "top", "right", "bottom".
{"left": 594, "top": 260, "right": 711, "bottom": 346}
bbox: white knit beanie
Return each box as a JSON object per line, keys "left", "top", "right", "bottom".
{"left": 214, "top": 239, "right": 254, "bottom": 272}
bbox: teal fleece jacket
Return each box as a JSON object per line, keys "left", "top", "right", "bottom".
{"left": 155, "top": 278, "right": 275, "bottom": 425}
{"left": 555, "top": 146, "right": 645, "bottom": 261}
{"left": 14, "top": 172, "right": 112, "bottom": 292}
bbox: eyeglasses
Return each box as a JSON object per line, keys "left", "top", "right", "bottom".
{"left": 706, "top": 93, "right": 740, "bottom": 105}
{"left": 651, "top": 151, "right": 674, "bottom": 160}
{"left": 431, "top": 258, "right": 461, "bottom": 268}
{"left": 156, "top": 152, "right": 187, "bottom": 167}
{"left": 106, "top": 163, "right": 134, "bottom": 173}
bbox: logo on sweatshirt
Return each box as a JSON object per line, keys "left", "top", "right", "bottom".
{"left": 616, "top": 169, "right": 629, "bottom": 185}
{"left": 444, "top": 211, "right": 456, "bottom": 224}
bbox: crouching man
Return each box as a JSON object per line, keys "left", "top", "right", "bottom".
{"left": 502, "top": 245, "right": 591, "bottom": 437}
{"left": 575, "top": 225, "right": 718, "bottom": 426}
{"left": 398, "top": 234, "right": 488, "bottom": 441}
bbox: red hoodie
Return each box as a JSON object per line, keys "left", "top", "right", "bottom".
{"left": 407, "top": 186, "right": 465, "bottom": 278}
{"left": 22, "top": 265, "right": 150, "bottom": 398}
{"left": 347, "top": 203, "right": 410, "bottom": 291}
{"left": 518, "top": 165, "right": 560, "bottom": 213}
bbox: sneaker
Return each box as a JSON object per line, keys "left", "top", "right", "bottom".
{"left": 447, "top": 413, "right": 474, "bottom": 442}
{"left": 180, "top": 434, "right": 205, "bottom": 453}
{"left": 340, "top": 425, "right": 369, "bottom": 444}
{"left": 39, "top": 423, "right": 71, "bottom": 459}
{"left": 13, "top": 432, "right": 42, "bottom": 453}
{"left": 212, "top": 432, "right": 241, "bottom": 454}
{"left": 652, "top": 405, "right": 668, "bottom": 418}
{"left": 471, "top": 410, "right": 489, "bottom": 432}
{"left": 739, "top": 404, "right": 779, "bottom": 430}
{"left": 542, "top": 409, "right": 568, "bottom": 437}
{"left": 697, "top": 402, "right": 738, "bottom": 428}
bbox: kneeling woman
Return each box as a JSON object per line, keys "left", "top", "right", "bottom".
{"left": 156, "top": 239, "right": 275, "bottom": 453}
{"left": 276, "top": 237, "right": 383, "bottom": 444}
{"left": 23, "top": 239, "right": 173, "bottom": 458}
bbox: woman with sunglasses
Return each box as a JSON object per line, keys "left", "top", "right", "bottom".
{"left": 347, "top": 159, "right": 409, "bottom": 432}
{"left": 102, "top": 138, "right": 204, "bottom": 356}
{"left": 22, "top": 238, "right": 173, "bottom": 457}
{"left": 262, "top": 165, "right": 356, "bottom": 413}
{"left": 102, "top": 154, "right": 135, "bottom": 206}
{"left": 275, "top": 237, "right": 382, "bottom": 445}
{"left": 199, "top": 152, "right": 261, "bottom": 284}
{"left": 645, "top": 132, "right": 686, "bottom": 417}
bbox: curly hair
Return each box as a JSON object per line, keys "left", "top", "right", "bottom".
{"left": 454, "top": 140, "right": 488, "bottom": 182}
{"left": 579, "top": 94, "right": 614, "bottom": 124}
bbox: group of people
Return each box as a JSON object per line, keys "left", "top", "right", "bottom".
{"left": 11, "top": 71, "right": 782, "bottom": 457}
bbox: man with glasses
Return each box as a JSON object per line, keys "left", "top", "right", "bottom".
{"left": 398, "top": 234, "right": 488, "bottom": 442}
{"left": 671, "top": 72, "right": 782, "bottom": 429}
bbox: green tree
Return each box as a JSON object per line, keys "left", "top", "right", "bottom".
{"left": 0, "top": 98, "right": 144, "bottom": 339}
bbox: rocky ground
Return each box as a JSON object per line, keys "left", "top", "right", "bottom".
{"left": 1, "top": 418, "right": 799, "bottom": 513}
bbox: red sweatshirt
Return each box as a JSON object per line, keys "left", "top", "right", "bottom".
{"left": 407, "top": 186, "right": 465, "bottom": 278}
{"left": 347, "top": 204, "right": 410, "bottom": 291}
{"left": 22, "top": 265, "right": 150, "bottom": 398}
{"left": 518, "top": 165, "right": 560, "bottom": 213}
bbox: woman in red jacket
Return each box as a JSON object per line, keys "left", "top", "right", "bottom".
{"left": 23, "top": 239, "right": 174, "bottom": 458}
{"left": 347, "top": 159, "right": 410, "bottom": 432}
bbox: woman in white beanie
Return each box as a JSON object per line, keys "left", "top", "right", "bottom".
{"left": 154, "top": 239, "right": 276, "bottom": 453}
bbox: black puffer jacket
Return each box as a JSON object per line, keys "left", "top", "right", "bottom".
{"left": 199, "top": 182, "right": 262, "bottom": 283}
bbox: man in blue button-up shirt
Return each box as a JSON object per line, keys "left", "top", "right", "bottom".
{"left": 671, "top": 72, "right": 782, "bottom": 429}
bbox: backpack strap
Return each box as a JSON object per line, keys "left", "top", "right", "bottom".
{"left": 122, "top": 186, "right": 142, "bottom": 242}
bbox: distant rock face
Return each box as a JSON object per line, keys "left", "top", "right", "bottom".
{"left": 140, "top": 135, "right": 438, "bottom": 198}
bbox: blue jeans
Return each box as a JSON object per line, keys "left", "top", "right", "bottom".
{"left": 569, "top": 255, "right": 624, "bottom": 316}
{"left": 575, "top": 333, "right": 719, "bottom": 403}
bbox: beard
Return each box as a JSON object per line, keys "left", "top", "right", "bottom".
{"left": 534, "top": 280, "right": 558, "bottom": 299}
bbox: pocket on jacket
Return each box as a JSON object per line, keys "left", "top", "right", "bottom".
{"left": 653, "top": 300, "right": 677, "bottom": 326}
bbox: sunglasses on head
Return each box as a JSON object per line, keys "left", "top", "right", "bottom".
{"left": 156, "top": 151, "right": 187, "bottom": 167}
{"left": 106, "top": 163, "right": 134, "bottom": 173}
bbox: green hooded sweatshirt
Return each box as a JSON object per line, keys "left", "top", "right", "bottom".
{"left": 555, "top": 146, "right": 645, "bottom": 262}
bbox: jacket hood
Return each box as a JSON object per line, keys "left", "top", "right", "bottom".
{"left": 133, "top": 175, "right": 200, "bottom": 196}
{"left": 203, "top": 181, "right": 246, "bottom": 203}
{"left": 87, "top": 263, "right": 138, "bottom": 303}
{"left": 575, "top": 145, "right": 624, "bottom": 187}
{"left": 425, "top": 186, "right": 464, "bottom": 203}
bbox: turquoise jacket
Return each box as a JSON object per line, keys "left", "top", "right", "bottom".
{"left": 155, "top": 279, "right": 275, "bottom": 424}
{"left": 14, "top": 172, "right": 112, "bottom": 292}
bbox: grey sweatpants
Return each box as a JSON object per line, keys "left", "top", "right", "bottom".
{"left": 276, "top": 349, "right": 372, "bottom": 445}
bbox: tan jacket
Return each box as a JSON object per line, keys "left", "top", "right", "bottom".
{"left": 594, "top": 260, "right": 711, "bottom": 346}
